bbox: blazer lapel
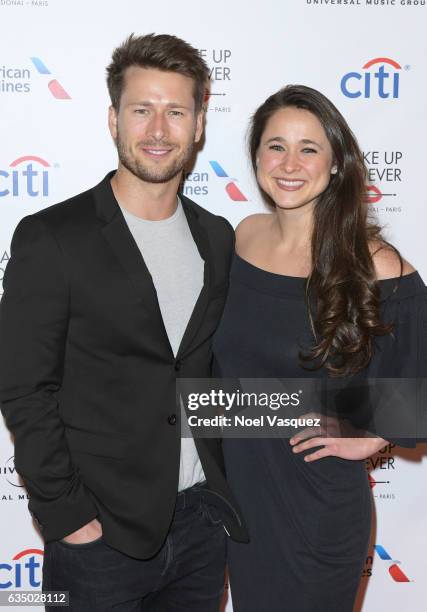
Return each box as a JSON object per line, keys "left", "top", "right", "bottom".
{"left": 176, "top": 196, "right": 213, "bottom": 359}
{"left": 92, "top": 173, "right": 215, "bottom": 359}
{"left": 93, "top": 173, "right": 173, "bottom": 354}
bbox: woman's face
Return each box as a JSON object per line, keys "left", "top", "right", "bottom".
{"left": 256, "top": 106, "right": 336, "bottom": 211}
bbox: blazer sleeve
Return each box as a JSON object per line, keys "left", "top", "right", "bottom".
{"left": 0, "top": 215, "right": 98, "bottom": 541}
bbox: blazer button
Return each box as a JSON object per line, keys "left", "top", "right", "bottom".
{"left": 174, "top": 359, "right": 182, "bottom": 372}
{"left": 168, "top": 414, "right": 177, "bottom": 425}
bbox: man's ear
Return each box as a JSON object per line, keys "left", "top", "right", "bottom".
{"left": 194, "top": 109, "right": 204, "bottom": 143}
{"left": 108, "top": 105, "right": 118, "bottom": 142}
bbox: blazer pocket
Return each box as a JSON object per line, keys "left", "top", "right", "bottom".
{"left": 65, "top": 428, "right": 128, "bottom": 459}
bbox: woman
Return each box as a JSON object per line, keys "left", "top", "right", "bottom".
{"left": 212, "top": 85, "right": 426, "bottom": 611}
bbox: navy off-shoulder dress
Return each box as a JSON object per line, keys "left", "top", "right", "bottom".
{"left": 213, "top": 253, "right": 427, "bottom": 612}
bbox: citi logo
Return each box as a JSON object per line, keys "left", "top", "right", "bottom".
{"left": 0, "top": 549, "right": 43, "bottom": 589}
{"left": 341, "top": 58, "right": 403, "bottom": 99}
{"left": 374, "top": 545, "right": 411, "bottom": 582}
{"left": 0, "top": 156, "right": 52, "bottom": 198}
{"left": 208, "top": 161, "right": 247, "bottom": 201}
{"left": 30, "top": 57, "right": 70, "bottom": 100}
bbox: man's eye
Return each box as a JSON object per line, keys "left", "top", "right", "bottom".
{"left": 135, "top": 109, "right": 148, "bottom": 114}
{"left": 169, "top": 110, "right": 184, "bottom": 116}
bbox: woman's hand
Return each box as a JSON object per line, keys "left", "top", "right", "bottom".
{"left": 289, "top": 413, "right": 388, "bottom": 461}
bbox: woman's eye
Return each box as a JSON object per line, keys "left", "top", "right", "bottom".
{"left": 302, "top": 147, "right": 317, "bottom": 154}
{"left": 269, "top": 144, "right": 285, "bottom": 151}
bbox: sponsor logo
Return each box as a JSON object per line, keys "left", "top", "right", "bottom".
{"left": 341, "top": 57, "right": 403, "bottom": 99}
{"left": 0, "top": 65, "right": 30, "bottom": 93}
{"left": 200, "top": 49, "right": 231, "bottom": 82}
{"left": 368, "top": 473, "right": 391, "bottom": 489}
{"left": 0, "top": 454, "right": 29, "bottom": 501}
{"left": 0, "top": 57, "right": 69, "bottom": 98}
{"left": 363, "top": 150, "right": 403, "bottom": 214}
{"left": 0, "top": 1, "right": 49, "bottom": 7}
{"left": 182, "top": 170, "right": 209, "bottom": 198}
{"left": 366, "top": 444, "right": 396, "bottom": 500}
{"left": 374, "top": 545, "right": 412, "bottom": 582}
{"left": 306, "top": 0, "right": 425, "bottom": 7}
{"left": 199, "top": 48, "right": 232, "bottom": 113}
{"left": 209, "top": 161, "right": 248, "bottom": 201}
{"left": 363, "top": 544, "right": 412, "bottom": 581}
{"left": 30, "top": 57, "right": 70, "bottom": 99}
{"left": 364, "top": 184, "right": 384, "bottom": 204}
{"left": 0, "top": 549, "right": 43, "bottom": 589}
{"left": 1, "top": 456, "right": 24, "bottom": 488}
{"left": 0, "top": 155, "right": 52, "bottom": 198}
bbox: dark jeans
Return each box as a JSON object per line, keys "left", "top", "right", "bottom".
{"left": 42, "top": 483, "right": 226, "bottom": 611}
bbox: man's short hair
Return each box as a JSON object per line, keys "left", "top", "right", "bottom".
{"left": 106, "top": 33, "right": 210, "bottom": 113}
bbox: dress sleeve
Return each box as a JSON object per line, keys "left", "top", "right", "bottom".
{"left": 368, "top": 274, "right": 427, "bottom": 446}
{"left": 416, "top": 289, "right": 427, "bottom": 441}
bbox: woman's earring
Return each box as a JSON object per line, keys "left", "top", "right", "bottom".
{"left": 331, "top": 165, "right": 338, "bottom": 175}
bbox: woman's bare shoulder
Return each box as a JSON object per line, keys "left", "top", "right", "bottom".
{"left": 236, "top": 213, "right": 272, "bottom": 235}
{"left": 235, "top": 213, "right": 272, "bottom": 257}
{"left": 370, "top": 241, "right": 416, "bottom": 280}
{"left": 235, "top": 213, "right": 271, "bottom": 242}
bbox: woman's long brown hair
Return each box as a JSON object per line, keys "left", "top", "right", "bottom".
{"left": 248, "top": 85, "right": 397, "bottom": 377}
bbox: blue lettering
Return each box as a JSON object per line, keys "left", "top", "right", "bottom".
{"left": 341, "top": 72, "right": 362, "bottom": 98}
{"left": 364, "top": 72, "right": 371, "bottom": 98}
{"left": 0, "top": 165, "right": 50, "bottom": 197}
{"left": 15, "top": 562, "right": 21, "bottom": 588}
{"left": 0, "top": 564, "right": 12, "bottom": 589}
{"left": 26, "top": 557, "right": 41, "bottom": 588}
{"left": 0, "top": 171, "right": 9, "bottom": 197}
{"left": 376, "top": 65, "right": 389, "bottom": 99}
{"left": 43, "top": 169, "right": 49, "bottom": 196}
{"left": 393, "top": 73, "right": 399, "bottom": 98}
{"left": 342, "top": 65, "right": 400, "bottom": 99}
{"left": 12, "top": 170, "right": 18, "bottom": 196}
{"left": 23, "top": 164, "right": 38, "bottom": 197}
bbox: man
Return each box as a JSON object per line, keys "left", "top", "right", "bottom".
{"left": 0, "top": 33, "right": 247, "bottom": 611}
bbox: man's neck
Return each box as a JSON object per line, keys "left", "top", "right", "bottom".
{"left": 110, "top": 165, "right": 181, "bottom": 221}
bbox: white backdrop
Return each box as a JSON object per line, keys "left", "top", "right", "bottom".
{"left": 0, "top": 0, "right": 426, "bottom": 610}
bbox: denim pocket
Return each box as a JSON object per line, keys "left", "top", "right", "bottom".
{"left": 202, "top": 502, "right": 223, "bottom": 527}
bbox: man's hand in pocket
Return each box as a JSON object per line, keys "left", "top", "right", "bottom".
{"left": 61, "top": 518, "right": 102, "bottom": 544}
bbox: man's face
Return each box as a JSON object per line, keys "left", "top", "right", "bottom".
{"left": 109, "top": 66, "right": 204, "bottom": 184}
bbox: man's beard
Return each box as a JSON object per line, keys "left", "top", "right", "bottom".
{"left": 116, "top": 130, "right": 195, "bottom": 184}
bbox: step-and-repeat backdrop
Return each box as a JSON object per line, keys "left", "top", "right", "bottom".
{"left": 0, "top": 1, "right": 426, "bottom": 610}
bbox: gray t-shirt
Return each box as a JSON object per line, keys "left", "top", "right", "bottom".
{"left": 121, "top": 200, "right": 205, "bottom": 491}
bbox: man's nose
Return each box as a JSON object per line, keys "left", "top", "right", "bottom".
{"left": 147, "top": 111, "right": 169, "bottom": 140}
